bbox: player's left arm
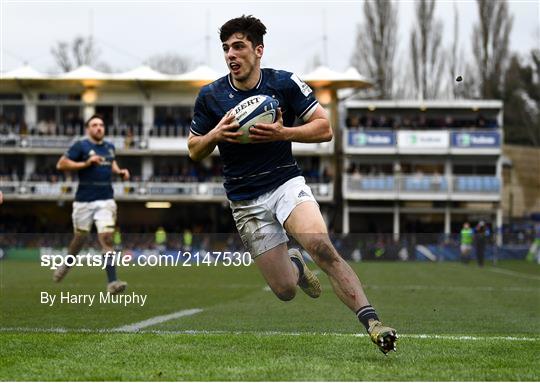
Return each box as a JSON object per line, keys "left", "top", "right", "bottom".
{"left": 111, "top": 160, "right": 130, "bottom": 181}
{"left": 249, "top": 105, "right": 332, "bottom": 143}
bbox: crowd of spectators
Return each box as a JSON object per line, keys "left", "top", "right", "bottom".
{"left": 303, "top": 166, "right": 332, "bottom": 183}
{"left": 347, "top": 163, "right": 393, "bottom": 177}
{"left": 2, "top": 160, "right": 333, "bottom": 185}
{"left": 152, "top": 111, "right": 193, "bottom": 137}
{"left": 149, "top": 162, "right": 222, "bottom": 183}
{"left": 0, "top": 165, "right": 21, "bottom": 181}
{"left": 14, "top": 166, "right": 332, "bottom": 187}
{"left": 1, "top": 120, "right": 143, "bottom": 138}
{"left": 345, "top": 113, "right": 498, "bottom": 130}
{"left": 0, "top": 111, "right": 26, "bottom": 135}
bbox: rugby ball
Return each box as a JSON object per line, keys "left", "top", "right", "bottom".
{"left": 230, "top": 95, "right": 279, "bottom": 144}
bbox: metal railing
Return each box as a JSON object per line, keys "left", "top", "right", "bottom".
{"left": 344, "top": 175, "right": 500, "bottom": 196}
{"left": 0, "top": 181, "right": 334, "bottom": 201}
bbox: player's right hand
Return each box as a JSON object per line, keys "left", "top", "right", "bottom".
{"left": 211, "top": 111, "right": 243, "bottom": 144}
{"left": 86, "top": 155, "right": 103, "bottom": 167}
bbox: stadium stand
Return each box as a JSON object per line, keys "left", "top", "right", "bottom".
{"left": 1, "top": 67, "right": 533, "bottom": 262}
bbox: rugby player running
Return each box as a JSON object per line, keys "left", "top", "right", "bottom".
{"left": 54, "top": 114, "right": 129, "bottom": 294}
{"left": 188, "top": 15, "right": 397, "bottom": 354}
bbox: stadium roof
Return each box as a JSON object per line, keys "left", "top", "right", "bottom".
{"left": 302, "top": 66, "right": 372, "bottom": 89}
{"left": 1, "top": 65, "right": 46, "bottom": 79}
{"left": 174, "top": 65, "right": 220, "bottom": 81}
{"left": 0, "top": 64, "right": 373, "bottom": 91}
{"left": 113, "top": 65, "right": 168, "bottom": 80}
{"left": 59, "top": 65, "right": 110, "bottom": 80}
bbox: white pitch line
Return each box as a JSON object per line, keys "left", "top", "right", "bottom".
{"left": 366, "top": 284, "right": 539, "bottom": 293}
{"left": 0, "top": 327, "right": 537, "bottom": 342}
{"left": 114, "top": 308, "right": 203, "bottom": 332}
{"left": 486, "top": 267, "right": 540, "bottom": 281}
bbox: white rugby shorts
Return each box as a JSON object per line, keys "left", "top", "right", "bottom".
{"left": 229, "top": 176, "right": 318, "bottom": 258}
{"left": 72, "top": 199, "right": 117, "bottom": 233}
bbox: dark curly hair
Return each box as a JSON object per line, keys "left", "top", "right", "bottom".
{"left": 219, "top": 15, "right": 267, "bottom": 47}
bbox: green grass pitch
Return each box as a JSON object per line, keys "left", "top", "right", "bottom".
{"left": 1, "top": 259, "right": 539, "bottom": 381}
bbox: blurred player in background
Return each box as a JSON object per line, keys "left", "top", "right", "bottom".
{"left": 475, "top": 221, "right": 489, "bottom": 267}
{"left": 188, "top": 15, "right": 397, "bottom": 354}
{"left": 460, "top": 222, "right": 473, "bottom": 263}
{"left": 54, "top": 114, "right": 129, "bottom": 294}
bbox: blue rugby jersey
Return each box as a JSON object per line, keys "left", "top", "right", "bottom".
{"left": 190, "top": 68, "right": 319, "bottom": 201}
{"left": 65, "top": 138, "right": 115, "bottom": 202}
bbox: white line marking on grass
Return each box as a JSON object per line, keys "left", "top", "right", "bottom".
{"left": 366, "top": 284, "right": 539, "bottom": 293}
{"left": 0, "top": 327, "right": 537, "bottom": 342}
{"left": 486, "top": 267, "right": 540, "bottom": 281}
{"left": 114, "top": 308, "right": 203, "bottom": 332}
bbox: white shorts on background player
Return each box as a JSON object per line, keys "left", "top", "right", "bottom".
{"left": 230, "top": 176, "right": 318, "bottom": 258}
{"left": 72, "top": 199, "right": 117, "bottom": 233}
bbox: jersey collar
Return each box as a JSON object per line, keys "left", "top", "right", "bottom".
{"left": 227, "top": 70, "right": 263, "bottom": 92}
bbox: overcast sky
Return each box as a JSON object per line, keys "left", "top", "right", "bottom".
{"left": 1, "top": 0, "right": 539, "bottom": 75}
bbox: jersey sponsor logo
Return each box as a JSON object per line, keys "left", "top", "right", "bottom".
{"left": 290, "top": 73, "right": 312, "bottom": 97}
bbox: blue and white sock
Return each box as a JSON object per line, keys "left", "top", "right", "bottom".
{"left": 356, "top": 305, "right": 379, "bottom": 331}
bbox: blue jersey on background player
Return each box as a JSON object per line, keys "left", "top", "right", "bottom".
{"left": 190, "top": 68, "right": 318, "bottom": 201}
{"left": 65, "top": 138, "right": 116, "bottom": 202}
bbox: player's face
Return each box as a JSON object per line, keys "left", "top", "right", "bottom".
{"left": 86, "top": 118, "right": 105, "bottom": 142}
{"left": 222, "top": 33, "right": 263, "bottom": 83}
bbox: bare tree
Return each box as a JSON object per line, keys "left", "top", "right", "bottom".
{"left": 448, "top": 4, "right": 465, "bottom": 99}
{"left": 51, "top": 36, "right": 100, "bottom": 72}
{"left": 351, "top": 0, "right": 398, "bottom": 99}
{"left": 410, "top": 0, "right": 446, "bottom": 99}
{"left": 146, "top": 53, "right": 192, "bottom": 74}
{"left": 504, "top": 50, "right": 540, "bottom": 146}
{"left": 472, "top": 0, "right": 513, "bottom": 99}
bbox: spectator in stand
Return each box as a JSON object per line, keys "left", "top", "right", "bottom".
{"left": 123, "top": 126, "right": 134, "bottom": 148}
{"left": 36, "top": 119, "right": 49, "bottom": 135}
{"left": 322, "top": 166, "right": 331, "bottom": 183}
{"left": 346, "top": 114, "right": 360, "bottom": 129}
{"left": 477, "top": 114, "right": 486, "bottom": 129}
{"left": 64, "top": 112, "right": 83, "bottom": 134}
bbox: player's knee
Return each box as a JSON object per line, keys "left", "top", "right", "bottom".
{"left": 99, "top": 232, "right": 114, "bottom": 247}
{"left": 273, "top": 285, "right": 296, "bottom": 301}
{"left": 74, "top": 230, "right": 89, "bottom": 240}
{"left": 75, "top": 229, "right": 89, "bottom": 236}
{"left": 307, "top": 237, "right": 339, "bottom": 266}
